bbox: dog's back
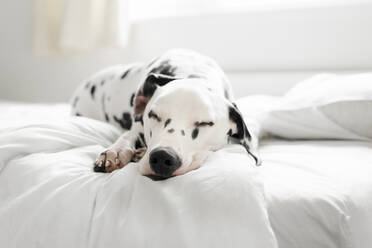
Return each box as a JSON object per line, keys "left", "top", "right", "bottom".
{"left": 70, "top": 63, "right": 143, "bottom": 130}
{"left": 70, "top": 49, "right": 233, "bottom": 131}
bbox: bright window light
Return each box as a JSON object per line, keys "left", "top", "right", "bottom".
{"left": 129, "top": 0, "right": 370, "bottom": 21}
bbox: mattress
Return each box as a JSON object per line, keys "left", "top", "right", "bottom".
{"left": 1, "top": 101, "right": 372, "bottom": 248}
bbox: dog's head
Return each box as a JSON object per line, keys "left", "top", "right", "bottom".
{"left": 136, "top": 77, "right": 259, "bottom": 180}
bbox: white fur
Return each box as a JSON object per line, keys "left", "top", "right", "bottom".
{"left": 139, "top": 79, "right": 233, "bottom": 176}
{"left": 70, "top": 63, "right": 144, "bottom": 130}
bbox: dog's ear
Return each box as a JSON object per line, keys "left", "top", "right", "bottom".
{"left": 142, "top": 73, "right": 178, "bottom": 97}
{"left": 135, "top": 73, "right": 179, "bottom": 116}
{"left": 227, "top": 102, "right": 261, "bottom": 165}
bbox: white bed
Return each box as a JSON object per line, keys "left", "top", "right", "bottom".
{"left": 261, "top": 139, "right": 372, "bottom": 248}
{"left": 1, "top": 87, "right": 372, "bottom": 248}
{"left": 1, "top": 1, "right": 372, "bottom": 246}
{"left": 0, "top": 102, "right": 276, "bottom": 248}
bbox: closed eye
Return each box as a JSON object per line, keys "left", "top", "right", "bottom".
{"left": 148, "top": 110, "right": 162, "bottom": 122}
{"left": 194, "top": 121, "right": 214, "bottom": 127}
{"left": 191, "top": 121, "right": 214, "bottom": 140}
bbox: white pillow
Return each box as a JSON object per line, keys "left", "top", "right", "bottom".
{"left": 261, "top": 73, "right": 372, "bottom": 140}
{"left": 236, "top": 95, "right": 280, "bottom": 139}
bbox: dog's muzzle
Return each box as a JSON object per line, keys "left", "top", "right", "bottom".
{"left": 149, "top": 147, "right": 181, "bottom": 179}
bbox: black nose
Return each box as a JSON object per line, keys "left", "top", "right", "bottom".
{"left": 149, "top": 147, "right": 181, "bottom": 178}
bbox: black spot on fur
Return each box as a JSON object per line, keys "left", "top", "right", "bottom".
{"left": 143, "top": 73, "right": 177, "bottom": 98}
{"left": 150, "top": 130, "right": 152, "bottom": 138}
{"left": 121, "top": 68, "right": 131, "bottom": 79}
{"left": 148, "top": 110, "right": 161, "bottom": 122}
{"left": 139, "top": 132, "right": 145, "bottom": 147}
{"left": 228, "top": 106, "right": 251, "bottom": 141}
{"left": 72, "top": 97, "right": 79, "bottom": 108}
{"left": 181, "top": 130, "right": 185, "bottom": 136}
{"left": 130, "top": 93, "right": 135, "bottom": 107}
{"left": 75, "top": 112, "right": 82, "bottom": 116}
{"left": 168, "top": 128, "right": 175, "bottom": 133}
{"left": 135, "top": 115, "right": 144, "bottom": 126}
{"left": 135, "top": 138, "right": 142, "bottom": 149}
{"left": 135, "top": 133, "right": 146, "bottom": 149}
{"left": 195, "top": 121, "right": 214, "bottom": 127}
{"left": 105, "top": 113, "right": 109, "bottom": 122}
{"left": 100, "top": 80, "right": 105, "bottom": 86}
{"left": 149, "top": 60, "right": 176, "bottom": 76}
{"left": 142, "top": 78, "right": 157, "bottom": 98}
{"left": 228, "top": 104, "right": 259, "bottom": 165}
{"left": 164, "top": 118, "right": 171, "bottom": 128}
{"left": 141, "top": 60, "right": 178, "bottom": 98}
{"left": 113, "top": 112, "right": 132, "bottom": 130}
{"left": 90, "top": 85, "right": 96, "bottom": 99}
{"left": 191, "top": 128, "right": 199, "bottom": 139}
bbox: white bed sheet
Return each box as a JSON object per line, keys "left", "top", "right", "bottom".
{"left": 261, "top": 139, "right": 372, "bottom": 248}
{"left": 1, "top": 101, "right": 372, "bottom": 248}
{"left": 0, "top": 102, "right": 277, "bottom": 248}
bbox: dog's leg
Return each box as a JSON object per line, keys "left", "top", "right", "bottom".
{"left": 93, "top": 122, "right": 144, "bottom": 173}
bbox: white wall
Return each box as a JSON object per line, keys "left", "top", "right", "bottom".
{"left": 0, "top": 0, "right": 132, "bottom": 102}
{"left": 1, "top": 1, "right": 372, "bottom": 102}
{"left": 130, "top": 3, "right": 372, "bottom": 71}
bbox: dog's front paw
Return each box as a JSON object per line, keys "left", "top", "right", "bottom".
{"left": 131, "top": 148, "right": 147, "bottom": 162}
{"left": 93, "top": 146, "right": 134, "bottom": 173}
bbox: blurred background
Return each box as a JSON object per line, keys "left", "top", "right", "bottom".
{"left": 1, "top": 0, "right": 372, "bottom": 102}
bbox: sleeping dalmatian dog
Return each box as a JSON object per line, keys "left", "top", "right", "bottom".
{"left": 71, "top": 49, "right": 260, "bottom": 180}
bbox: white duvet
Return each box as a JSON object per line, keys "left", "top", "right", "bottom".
{"left": 0, "top": 117, "right": 277, "bottom": 248}
{"left": 260, "top": 140, "right": 372, "bottom": 248}
{"left": 1, "top": 98, "right": 372, "bottom": 248}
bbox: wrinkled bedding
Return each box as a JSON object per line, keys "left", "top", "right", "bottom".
{"left": 260, "top": 139, "right": 372, "bottom": 248}
{"left": 1, "top": 101, "right": 372, "bottom": 248}
{"left": 0, "top": 107, "right": 277, "bottom": 248}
